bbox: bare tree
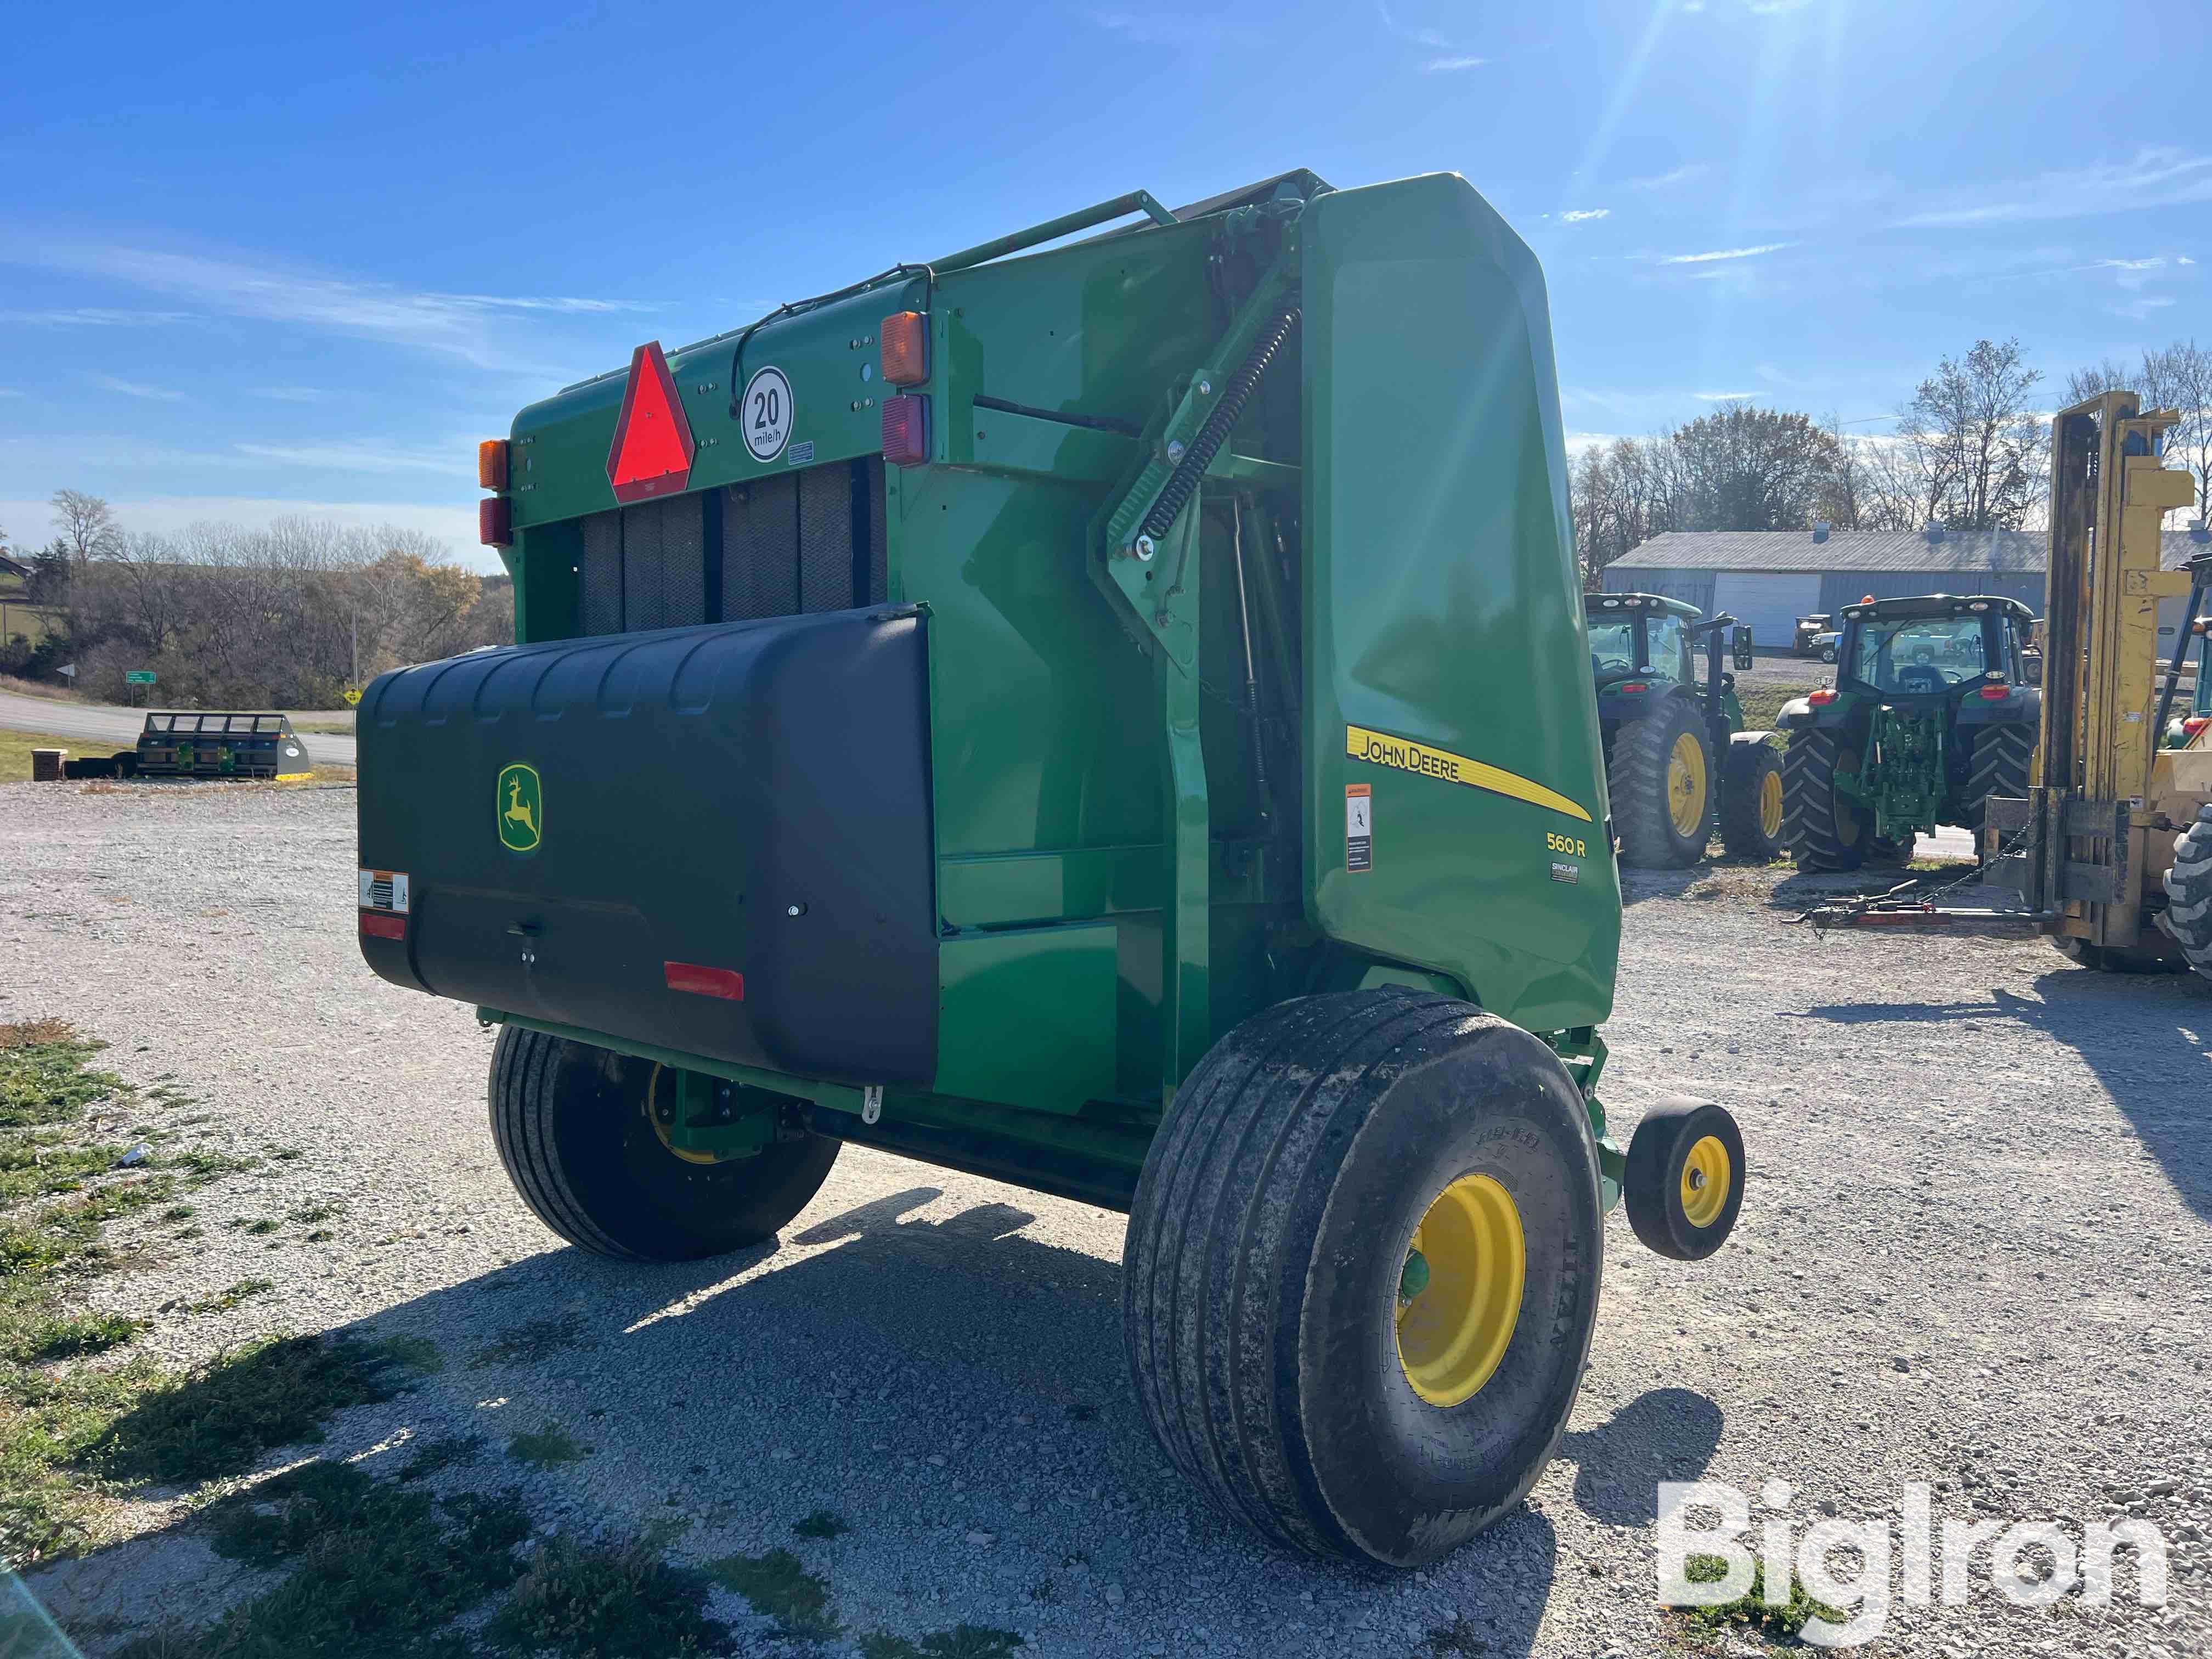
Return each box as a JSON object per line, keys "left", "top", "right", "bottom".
{"left": 2059, "top": 340, "right": 2212, "bottom": 526}
{"left": 49, "top": 489, "right": 123, "bottom": 564}
{"left": 1894, "top": 338, "right": 2046, "bottom": 531}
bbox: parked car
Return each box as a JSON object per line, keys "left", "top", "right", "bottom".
{"left": 1793, "top": 612, "right": 1833, "bottom": 656}
{"left": 1812, "top": 629, "right": 1840, "bottom": 663}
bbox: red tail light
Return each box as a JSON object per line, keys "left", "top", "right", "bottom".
{"left": 1808, "top": 688, "right": 1838, "bottom": 706}
{"left": 479, "top": 496, "right": 512, "bottom": 547}
{"left": 880, "top": 312, "right": 928, "bottom": 386}
{"left": 1617, "top": 682, "right": 1648, "bottom": 693}
{"left": 664, "top": 961, "right": 745, "bottom": 1000}
{"left": 359, "top": 911, "right": 406, "bottom": 940}
{"left": 477, "top": 438, "right": 510, "bottom": 490}
{"left": 1977, "top": 684, "right": 2010, "bottom": 700}
{"left": 882, "top": 395, "right": 929, "bottom": 467}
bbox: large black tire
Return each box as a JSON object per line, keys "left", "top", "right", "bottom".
{"left": 2162, "top": 805, "right": 2212, "bottom": 981}
{"left": 1718, "top": 737, "right": 1784, "bottom": 861}
{"left": 1962, "top": 721, "right": 2035, "bottom": 833}
{"left": 1609, "top": 698, "right": 1712, "bottom": 868}
{"left": 1781, "top": 729, "right": 1869, "bottom": 872}
{"left": 489, "top": 1026, "right": 839, "bottom": 1261}
{"left": 1123, "top": 989, "right": 1602, "bottom": 1568}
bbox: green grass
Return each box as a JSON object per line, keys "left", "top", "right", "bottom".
{"left": 505, "top": 1423, "right": 591, "bottom": 1469}
{"left": 172, "top": 1150, "right": 261, "bottom": 1185}
{"left": 123, "top": 1458, "right": 533, "bottom": 1658}
{"left": 707, "top": 1547, "right": 836, "bottom": 1637}
{"left": 1665, "top": 1552, "right": 1847, "bottom": 1643}
{"left": 489, "top": 1536, "right": 729, "bottom": 1658}
{"left": 0, "top": 729, "right": 95, "bottom": 785}
{"left": 792, "top": 1508, "right": 850, "bottom": 1540}
{"left": 286, "top": 1202, "right": 341, "bottom": 1225}
{"left": 1736, "top": 672, "right": 1827, "bottom": 733}
{"left": 3, "top": 1310, "right": 149, "bottom": 1363}
{"left": 182, "top": 1278, "right": 273, "bottom": 1315}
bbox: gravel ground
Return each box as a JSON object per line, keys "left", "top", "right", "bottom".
{"left": 3, "top": 780, "right": 2207, "bottom": 1658}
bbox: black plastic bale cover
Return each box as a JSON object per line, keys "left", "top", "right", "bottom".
{"left": 355, "top": 607, "right": 936, "bottom": 1087}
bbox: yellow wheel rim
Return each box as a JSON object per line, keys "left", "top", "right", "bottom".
{"left": 1757, "top": 768, "right": 1784, "bottom": 838}
{"left": 1667, "top": 730, "right": 1708, "bottom": 838}
{"left": 1679, "top": 1135, "right": 1731, "bottom": 1229}
{"left": 1395, "top": 1173, "right": 1526, "bottom": 1408}
{"left": 1834, "top": 747, "right": 1863, "bottom": 847}
{"left": 644, "top": 1064, "right": 724, "bottom": 1166}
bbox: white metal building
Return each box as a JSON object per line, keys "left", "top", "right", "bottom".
{"left": 1603, "top": 523, "right": 2212, "bottom": 651}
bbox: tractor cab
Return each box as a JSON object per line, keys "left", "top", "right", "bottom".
{"left": 1587, "top": 592, "right": 1700, "bottom": 700}
{"left": 1832, "top": 595, "right": 2035, "bottom": 707}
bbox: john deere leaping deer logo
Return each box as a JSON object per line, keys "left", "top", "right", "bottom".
{"left": 496, "top": 764, "right": 543, "bottom": 853}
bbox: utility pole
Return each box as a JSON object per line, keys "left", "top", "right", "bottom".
{"left": 351, "top": 607, "right": 359, "bottom": 689}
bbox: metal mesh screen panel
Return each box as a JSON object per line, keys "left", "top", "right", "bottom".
{"left": 580, "top": 510, "right": 623, "bottom": 635}
{"left": 798, "top": 464, "right": 855, "bottom": 614}
{"left": 620, "top": 495, "right": 708, "bottom": 632}
{"left": 723, "top": 476, "right": 801, "bottom": 621}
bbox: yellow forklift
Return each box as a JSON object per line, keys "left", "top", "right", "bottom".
{"left": 1805, "top": 390, "right": 2212, "bottom": 975}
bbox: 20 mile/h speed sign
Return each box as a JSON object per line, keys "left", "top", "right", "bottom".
{"left": 740, "top": 367, "right": 794, "bottom": 462}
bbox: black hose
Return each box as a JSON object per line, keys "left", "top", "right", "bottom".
{"left": 1138, "top": 307, "right": 1299, "bottom": 544}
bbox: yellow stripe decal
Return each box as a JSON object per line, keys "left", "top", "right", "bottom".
{"left": 1346, "top": 724, "right": 1593, "bottom": 823}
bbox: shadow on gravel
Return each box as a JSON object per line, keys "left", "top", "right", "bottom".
{"left": 1558, "top": 1387, "right": 1724, "bottom": 1526}
{"left": 32, "top": 1182, "right": 1572, "bottom": 1657}
{"left": 1793, "top": 974, "right": 2212, "bottom": 1223}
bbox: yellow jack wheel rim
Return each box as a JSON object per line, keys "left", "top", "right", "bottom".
{"left": 1757, "top": 767, "right": 1784, "bottom": 838}
{"left": 1395, "top": 1173, "right": 1526, "bottom": 1408}
{"left": 1667, "top": 730, "right": 1708, "bottom": 838}
{"left": 644, "top": 1064, "right": 725, "bottom": 1166}
{"left": 1679, "top": 1135, "right": 1731, "bottom": 1229}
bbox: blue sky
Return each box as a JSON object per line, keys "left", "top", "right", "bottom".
{"left": 4, "top": 0, "right": 2207, "bottom": 570}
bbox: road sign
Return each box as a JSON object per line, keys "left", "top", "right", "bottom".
{"left": 58, "top": 663, "right": 76, "bottom": 680}
{"left": 125, "top": 670, "right": 157, "bottom": 685}
{"left": 342, "top": 687, "right": 363, "bottom": 707}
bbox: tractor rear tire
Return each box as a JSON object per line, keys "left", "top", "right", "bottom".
{"left": 1963, "top": 723, "right": 2035, "bottom": 833}
{"left": 2162, "top": 805, "right": 2212, "bottom": 980}
{"left": 1781, "top": 729, "right": 1870, "bottom": 872}
{"left": 1610, "top": 699, "right": 1712, "bottom": 868}
{"left": 1123, "top": 989, "right": 1602, "bottom": 1568}
{"left": 1719, "top": 737, "right": 1784, "bottom": 861}
{"left": 489, "top": 1025, "right": 839, "bottom": 1261}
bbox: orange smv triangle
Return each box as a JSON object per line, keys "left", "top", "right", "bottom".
{"left": 606, "top": 341, "right": 696, "bottom": 504}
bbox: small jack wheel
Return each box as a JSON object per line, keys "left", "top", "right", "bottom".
{"left": 1624, "top": 1096, "right": 1744, "bottom": 1262}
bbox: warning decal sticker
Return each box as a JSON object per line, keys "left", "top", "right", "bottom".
{"left": 1345, "top": 724, "right": 1592, "bottom": 823}
{"left": 1346, "top": 784, "right": 1372, "bottom": 872}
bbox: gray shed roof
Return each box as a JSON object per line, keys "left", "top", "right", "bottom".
{"left": 1609, "top": 528, "right": 2212, "bottom": 574}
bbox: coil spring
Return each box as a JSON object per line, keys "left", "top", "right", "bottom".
{"left": 1138, "top": 307, "right": 1301, "bottom": 545}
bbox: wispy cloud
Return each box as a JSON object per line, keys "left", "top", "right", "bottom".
{"left": 1658, "top": 242, "right": 1795, "bottom": 264}
{"left": 1693, "top": 391, "right": 1758, "bottom": 400}
{"left": 1422, "top": 54, "right": 1486, "bottom": 71}
{"left": 0, "top": 306, "right": 190, "bottom": 326}
{"left": 1561, "top": 208, "right": 1611, "bottom": 223}
{"left": 249, "top": 386, "right": 326, "bottom": 403}
{"left": 1892, "top": 148, "right": 2212, "bottom": 229}
{"left": 1375, "top": 0, "right": 1451, "bottom": 47}
{"left": 93, "top": 374, "right": 184, "bottom": 402}
{"left": 0, "top": 388, "right": 22, "bottom": 399}
{"left": 1, "top": 236, "right": 651, "bottom": 368}
{"left": 233, "top": 440, "right": 461, "bottom": 476}
{"left": 234, "top": 441, "right": 464, "bottom": 475}
{"left": 1626, "top": 162, "right": 1709, "bottom": 191}
{"left": 1087, "top": 10, "right": 1267, "bottom": 46}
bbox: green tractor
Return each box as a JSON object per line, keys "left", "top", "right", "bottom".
{"left": 357, "top": 172, "right": 1748, "bottom": 1568}
{"left": 1585, "top": 592, "right": 1785, "bottom": 867}
{"left": 1776, "top": 594, "right": 2040, "bottom": 871}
